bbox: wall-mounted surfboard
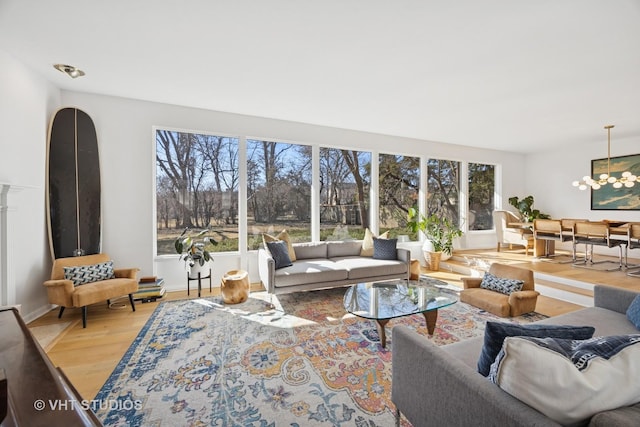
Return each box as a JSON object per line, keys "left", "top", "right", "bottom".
{"left": 46, "top": 107, "right": 101, "bottom": 260}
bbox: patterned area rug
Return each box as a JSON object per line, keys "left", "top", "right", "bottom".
{"left": 95, "top": 287, "right": 546, "bottom": 426}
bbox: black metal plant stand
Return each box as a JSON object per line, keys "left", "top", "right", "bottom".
{"left": 187, "top": 268, "right": 212, "bottom": 298}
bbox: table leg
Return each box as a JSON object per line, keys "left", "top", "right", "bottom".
{"left": 376, "top": 319, "right": 390, "bottom": 348}
{"left": 423, "top": 309, "right": 438, "bottom": 335}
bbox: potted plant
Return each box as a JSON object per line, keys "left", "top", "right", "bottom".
{"left": 174, "top": 228, "right": 217, "bottom": 278}
{"left": 407, "top": 208, "right": 463, "bottom": 270}
{"left": 508, "top": 195, "right": 550, "bottom": 223}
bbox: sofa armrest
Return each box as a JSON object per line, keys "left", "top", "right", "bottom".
{"left": 594, "top": 285, "right": 640, "bottom": 314}
{"left": 392, "top": 326, "right": 560, "bottom": 426}
{"left": 508, "top": 289, "right": 540, "bottom": 302}
{"left": 258, "top": 249, "right": 276, "bottom": 293}
{"left": 114, "top": 268, "right": 140, "bottom": 279}
{"left": 395, "top": 248, "right": 411, "bottom": 279}
{"left": 43, "top": 279, "right": 74, "bottom": 291}
{"left": 461, "top": 277, "right": 482, "bottom": 289}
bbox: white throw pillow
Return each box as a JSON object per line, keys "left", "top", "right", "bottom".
{"left": 489, "top": 335, "right": 640, "bottom": 425}
{"left": 360, "top": 228, "right": 389, "bottom": 257}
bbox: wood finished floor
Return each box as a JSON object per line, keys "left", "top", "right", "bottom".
{"left": 27, "top": 249, "right": 640, "bottom": 400}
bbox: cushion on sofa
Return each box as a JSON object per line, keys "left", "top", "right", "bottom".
{"left": 489, "top": 334, "right": 640, "bottom": 426}
{"left": 589, "top": 402, "right": 640, "bottom": 426}
{"left": 266, "top": 240, "right": 293, "bottom": 269}
{"left": 626, "top": 294, "right": 640, "bottom": 330}
{"left": 273, "top": 259, "right": 349, "bottom": 287}
{"left": 332, "top": 256, "right": 408, "bottom": 280}
{"left": 479, "top": 272, "right": 524, "bottom": 295}
{"left": 477, "top": 321, "right": 596, "bottom": 376}
{"left": 373, "top": 237, "right": 398, "bottom": 260}
{"left": 292, "top": 242, "right": 328, "bottom": 260}
{"left": 360, "top": 228, "right": 389, "bottom": 257}
{"left": 64, "top": 261, "right": 116, "bottom": 286}
{"left": 460, "top": 288, "right": 512, "bottom": 317}
{"left": 263, "top": 230, "right": 296, "bottom": 261}
{"left": 326, "top": 240, "right": 363, "bottom": 258}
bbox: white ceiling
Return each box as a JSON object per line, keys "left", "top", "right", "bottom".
{"left": 1, "top": 0, "right": 639, "bottom": 154}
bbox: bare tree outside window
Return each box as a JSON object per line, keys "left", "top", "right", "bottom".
{"left": 379, "top": 154, "right": 420, "bottom": 237}
{"left": 319, "top": 148, "right": 371, "bottom": 240}
{"left": 156, "top": 130, "right": 239, "bottom": 255}
{"left": 427, "top": 159, "right": 460, "bottom": 227}
{"left": 468, "top": 163, "right": 495, "bottom": 230}
{"left": 246, "top": 140, "right": 311, "bottom": 249}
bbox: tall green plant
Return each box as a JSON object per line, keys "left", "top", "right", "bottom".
{"left": 507, "top": 195, "right": 550, "bottom": 222}
{"left": 406, "top": 208, "right": 463, "bottom": 255}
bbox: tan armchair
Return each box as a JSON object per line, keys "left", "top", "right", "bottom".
{"left": 43, "top": 253, "right": 139, "bottom": 328}
{"left": 492, "top": 210, "right": 533, "bottom": 255}
{"left": 460, "top": 263, "right": 539, "bottom": 317}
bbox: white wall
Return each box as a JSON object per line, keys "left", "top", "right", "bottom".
{"left": 60, "top": 91, "right": 528, "bottom": 293}
{"left": 526, "top": 136, "right": 639, "bottom": 256}
{"left": 0, "top": 49, "right": 61, "bottom": 320}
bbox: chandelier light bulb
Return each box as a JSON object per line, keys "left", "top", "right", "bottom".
{"left": 572, "top": 125, "right": 637, "bottom": 192}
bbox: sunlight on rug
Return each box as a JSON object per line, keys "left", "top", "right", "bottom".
{"left": 94, "top": 288, "right": 546, "bottom": 426}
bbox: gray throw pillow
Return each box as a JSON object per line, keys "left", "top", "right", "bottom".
{"left": 626, "top": 294, "right": 640, "bottom": 329}
{"left": 373, "top": 238, "right": 397, "bottom": 260}
{"left": 479, "top": 272, "right": 524, "bottom": 295}
{"left": 477, "top": 321, "right": 596, "bottom": 376}
{"left": 266, "top": 240, "right": 293, "bottom": 270}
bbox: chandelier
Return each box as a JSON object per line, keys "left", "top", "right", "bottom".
{"left": 572, "top": 125, "right": 637, "bottom": 190}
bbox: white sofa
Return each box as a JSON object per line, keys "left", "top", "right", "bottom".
{"left": 258, "top": 240, "right": 410, "bottom": 294}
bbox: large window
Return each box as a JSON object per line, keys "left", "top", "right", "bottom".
{"left": 319, "top": 148, "right": 371, "bottom": 240}
{"left": 468, "top": 163, "right": 495, "bottom": 230}
{"left": 156, "top": 130, "right": 239, "bottom": 255}
{"left": 427, "top": 159, "right": 460, "bottom": 226}
{"left": 246, "top": 140, "right": 312, "bottom": 249}
{"left": 155, "top": 128, "right": 495, "bottom": 256}
{"left": 379, "top": 154, "right": 420, "bottom": 237}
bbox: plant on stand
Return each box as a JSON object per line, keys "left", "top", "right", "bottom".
{"left": 174, "top": 228, "right": 217, "bottom": 278}
{"left": 407, "top": 208, "right": 463, "bottom": 271}
{"left": 508, "top": 195, "right": 550, "bottom": 223}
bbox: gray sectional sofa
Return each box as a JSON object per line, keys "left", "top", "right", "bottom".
{"left": 392, "top": 285, "right": 640, "bottom": 426}
{"left": 258, "top": 240, "right": 410, "bottom": 294}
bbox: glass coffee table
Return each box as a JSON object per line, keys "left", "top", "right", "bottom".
{"left": 343, "top": 277, "right": 458, "bottom": 348}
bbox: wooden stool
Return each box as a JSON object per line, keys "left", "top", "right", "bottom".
{"left": 410, "top": 259, "right": 421, "bottom": 280}
{"left": 221, "top": 270, "right": 249, "bottom": 304}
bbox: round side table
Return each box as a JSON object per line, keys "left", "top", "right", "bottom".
{"left": 221, "top": 270, "right": 249, "bottom": 304}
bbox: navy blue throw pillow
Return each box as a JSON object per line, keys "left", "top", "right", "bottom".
{"left": 266, "top": 240, "right": 293, "bottom": 270}
{"left": 477, "top": 322, "right": 596, "bottom": 376}
{"left": 373, "top": 238, "right": 397, "bottom": 260}
{"left": 627, "top": 294, "right": 640, "bottom": 330}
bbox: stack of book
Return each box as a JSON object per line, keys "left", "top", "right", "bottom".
{"left": 133, "top": 276, "right": 166, "bottom": 302}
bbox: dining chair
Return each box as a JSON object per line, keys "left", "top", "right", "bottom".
{"left": 492, "top": 210, "right": 534, "bottom": 255}
{"left": 625, "top": 223, "right": 640, "bottom": 277}
{"left": 532, "top": 219, "right": 573, "bottom": 263}
{"left": 560, "top": 218, "right": 588, "bottom": 262}
{"left": 572, "top": 221, "right": 624, "bottom": 271}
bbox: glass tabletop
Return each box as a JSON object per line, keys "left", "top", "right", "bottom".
{"left": 343, "top": 278, "right": 458, "bottom": 321}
